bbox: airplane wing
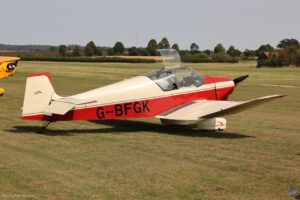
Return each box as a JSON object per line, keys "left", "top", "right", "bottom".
{"left": 46, "top": 98, "right": 97, "bottom": 115}
{"left": 156, "top": 94, "right": 286, "bottom": 124}
{"left": 0, "top": 57, "right": 20, "bottom": 63}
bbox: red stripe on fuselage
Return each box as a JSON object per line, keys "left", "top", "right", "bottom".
{"left": 22, "top": 83, "right": 235, "bottom": 122}
{"left": 204, "top": 76, "right": 231, "bottom": 84}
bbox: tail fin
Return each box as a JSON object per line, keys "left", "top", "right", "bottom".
{"left": 22, "top": 73, "right": 60, "bottom": 119}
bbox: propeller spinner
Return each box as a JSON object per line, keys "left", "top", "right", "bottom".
{"left": 233, "top": 75, "right": 249, "bottom": 85}
{"left": 6, "top": 62, "right": 17, "bottom": 72}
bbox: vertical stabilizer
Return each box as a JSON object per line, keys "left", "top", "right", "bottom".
{"left": 22, "top": 73, "right": 59, "bottom": 118}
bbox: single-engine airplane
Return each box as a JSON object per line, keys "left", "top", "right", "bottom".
{"left": 0, "top": 56, "right": 20, "bottom": 96}
{"left": 21, "top": 49, "right": 286, "bottom": 132}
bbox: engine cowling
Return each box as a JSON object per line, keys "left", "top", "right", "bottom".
{"left": 6, "top": 63, "right": 16, "bottom": 72}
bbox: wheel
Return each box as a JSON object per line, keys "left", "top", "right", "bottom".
{"left": 0, "top": 88, "right": 4, "bottom": 96}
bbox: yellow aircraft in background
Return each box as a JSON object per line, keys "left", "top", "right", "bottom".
{"left": 0, "top": 56, "right": 20, "bottom": 96}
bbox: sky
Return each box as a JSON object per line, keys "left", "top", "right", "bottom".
{"left": 1, "top": 0, "right": 300, "bottom": 50}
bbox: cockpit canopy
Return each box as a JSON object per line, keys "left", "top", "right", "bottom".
{"left": 144, "top": 49, "right": 204, "bottom": 91}
{"left": 145, "top": 66, "right": 204, "bottom": 91}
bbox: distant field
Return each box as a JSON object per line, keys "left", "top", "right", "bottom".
{"left": 0, "top": 61, "right": 299, "bottom": 200}
{"left": 0, "top": 50, "right": 18, "bottom": 53}
{"left": 99, "top": 55, "right": 163, "bottom": 61}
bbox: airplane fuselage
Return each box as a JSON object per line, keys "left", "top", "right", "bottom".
{"left": 22, "top": 74, "right": 235, "bottom": 122}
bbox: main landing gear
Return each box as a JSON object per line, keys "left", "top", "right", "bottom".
{"left": 0, "top": 87, "right": 5, "bottom": 97}
{"left": 37, "top": 120, "right": 52, "bottom": 134}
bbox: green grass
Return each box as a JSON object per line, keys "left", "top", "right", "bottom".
{"left": 0, "top": 61, "right": 299, "bottom": 200}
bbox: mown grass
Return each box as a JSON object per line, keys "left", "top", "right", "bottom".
{"left": 0, "top": 61, "right": 299, "bottom": 200}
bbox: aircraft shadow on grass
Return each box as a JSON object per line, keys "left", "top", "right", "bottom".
{"left": 7, "top": 119, "right": 252, "bottom": 139}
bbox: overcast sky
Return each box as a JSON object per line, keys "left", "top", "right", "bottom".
{"left": 1, "top": 0, "right": 299, "bottom": 50}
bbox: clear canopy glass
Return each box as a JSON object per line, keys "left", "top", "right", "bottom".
{"left": 158, "top": 49, "right": 181, "bottom": 69}
{"left": 145, "top": 66, "right": 204, "bottom": 91}
{"left": 144, "top": 49, "right": 204, "bottom": 91}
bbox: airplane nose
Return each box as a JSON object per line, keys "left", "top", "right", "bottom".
{"left": 6, "top": 63, "right": 18, "bottom": 72}
{"left": 233, "top": 75, "right": 249, "bottom": 85}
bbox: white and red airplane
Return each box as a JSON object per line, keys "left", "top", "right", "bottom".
{"left": 21, "top": 49, "right": 286, "bottom": 132}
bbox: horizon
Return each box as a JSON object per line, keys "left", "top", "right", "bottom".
{"left": 1, "top": 37, "right": 299, "bottom": 51}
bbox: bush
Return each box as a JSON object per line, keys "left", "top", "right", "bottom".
{"left": 128, "top": 47, "right": 138, "bottom": 56}
{"left": 296, "top": 53, "right": 300, "bottom": 66}
{"left": 181, "top": 53, "right": 239, "bottom": 63}
{"left": 241, "top": 56, "right": 256, "bottom": 61}
{"left": 212, "top": 53, "right": 239, "bottom": 63}
{"left": 181, "top": 54, "right": 211, "bottom": 63}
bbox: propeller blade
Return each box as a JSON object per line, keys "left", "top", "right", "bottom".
{"left": 233, "top": 75, "right": 249, "bottom": 85}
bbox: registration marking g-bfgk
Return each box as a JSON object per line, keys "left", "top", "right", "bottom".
{"left": 96, "top": 100, "right": 150, "bottom": 119}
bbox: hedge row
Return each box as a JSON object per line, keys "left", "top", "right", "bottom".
{"left": 21, "top": 56, "right": 156, "bottom": 63}
{"left": 21, "top": 55, "right": 240, "bottom": 64}
{"left": 181, "top": 56, "right": 239, "bottom": 63}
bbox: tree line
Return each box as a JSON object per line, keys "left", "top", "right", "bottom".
{"left": 58, "top": 37, "right": 299, "bottom": 64}
{"left": 4, "top": 37, "right": 296, "bottom": 66}
{"left": 58, "top": 37, "right": 246, "bottom": 58}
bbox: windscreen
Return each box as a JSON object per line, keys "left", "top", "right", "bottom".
{"left": 158, "top": 49, "right": 181, "bottom": 69}
{"left": 145, "top": 66, "right": 204, "bottom": 91}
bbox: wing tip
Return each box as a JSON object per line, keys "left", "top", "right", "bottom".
{"left": 271, "top": 94, "right": 288, "bottom": 98}
{"left": 257, "top": 94, "right": 287, "bottom": 101}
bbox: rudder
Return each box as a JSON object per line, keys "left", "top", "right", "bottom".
{"left": 22, "top": 73, "right": 60, "bottom": 119}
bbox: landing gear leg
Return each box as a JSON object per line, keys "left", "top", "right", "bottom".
{"left": 38, "top": 120, "right": 52, "bottom": 134}
{"left": 0, "top": 87, "right": 5, "bottom": 97}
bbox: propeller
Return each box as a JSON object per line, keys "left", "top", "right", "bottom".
{"left": 233, "top": 75, "right": 249, "bottom": 85}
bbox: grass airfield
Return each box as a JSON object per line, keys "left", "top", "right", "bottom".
{"left": 0, "top": 61, "right": 299, "bottom": 200}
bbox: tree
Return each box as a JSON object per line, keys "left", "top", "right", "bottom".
{"left": 97, "top": 47, "right": 103, "bottom": 56}
{"left": 146, "top": 39, "right": 158, "bottom": 56}
{"left": 72, "top": 46, "right": 81, "bottom": 57}
{"left": 171, "top": 43, "right": 180, "bottom": 52}
{"left": 277, "top": 38, "right": 300, "bottom": 49}
{"left": 227, "top": 45, "right": 242, "bottom": 57}
{"left": 227, "top": 46, "right": 235, "bottom": 57}
{"left": 84, "top": 46, "right": 94, "bottom": 56}
{"left": 58, "top": 45, "right": 67, "bottom": 57}
{"left": 107, "top": 48, "right": 114, "bottom": 55}
{"left": 158, "top": 37, "right": 170, "bottom": 49}
{"left": 214, "top": 43, "right": 225, "bottom": 54}
{"left": 128, "top": 47, "right": 138, "bottom": 56}
{"left": 113, "top": 41, "right": 125, "bottom": 54}
{"left": 243, "top": 49, "right": 256, "bottom": 57}
{"left": 84, "top": 41, "right": 99, "bottom": 56}
{"left": 255, "top": 44, "right": 274, "bottom": 56}
{"left": 203, "top": 49, "right": 212, "bottom": 55}
{"left": 190, "top": 43, "right": 199, "bottom": 54}
{"left": 49, "top": 46, "right": 56, "bottom": 52}
{"left": 137, "top": 48, "right": 149, "bottom": 56}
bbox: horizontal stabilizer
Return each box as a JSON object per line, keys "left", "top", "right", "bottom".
{"left": 46, "top": 98, "right": 97, "bottom": 115}
{"left": 54, "top": 98, "right": 97, "bottom": 105}
{"left": 46, "top": 101, "right": 75, "bottom": 115}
